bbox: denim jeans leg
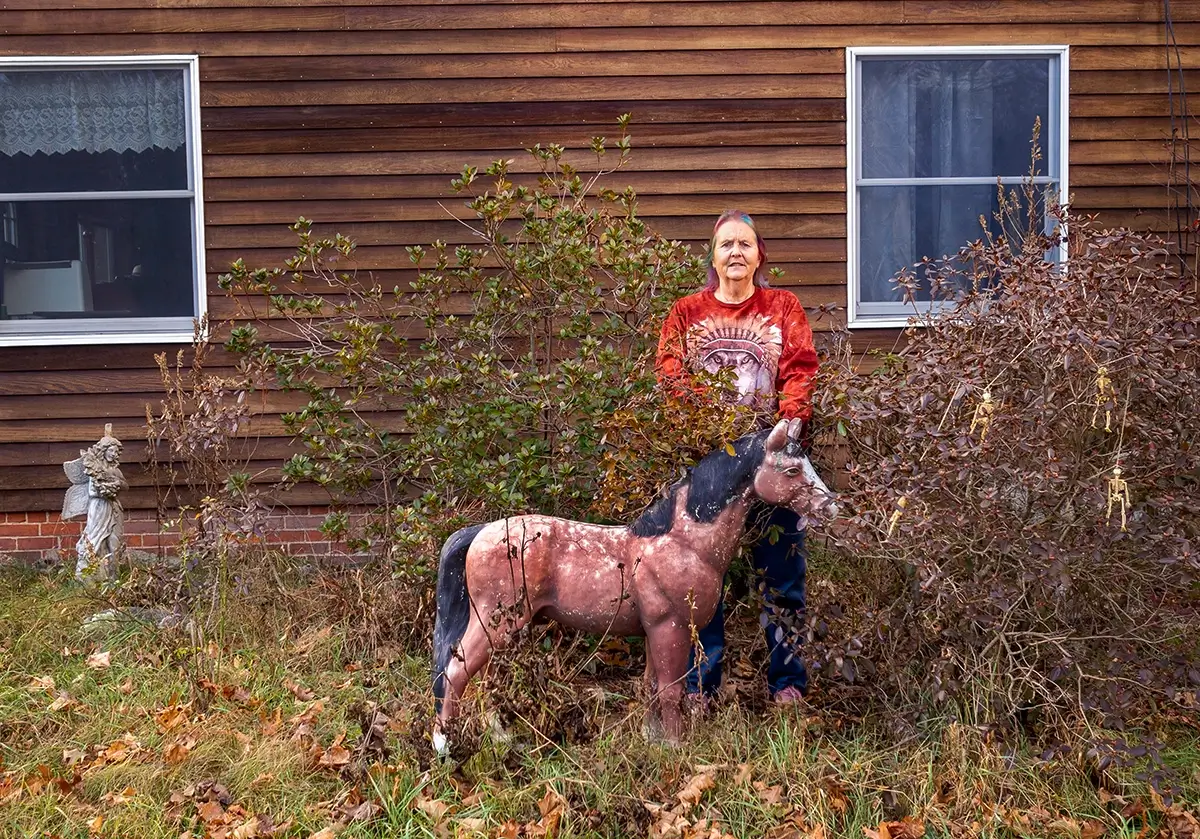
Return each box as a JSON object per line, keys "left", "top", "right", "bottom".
{"left": 685, "top": 591, "right": 725, "bottom": 697}
{"left": 754, "top": 506, "right": 808, "bottom": 696}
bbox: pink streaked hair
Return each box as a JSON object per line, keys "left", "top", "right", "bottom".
{"left": 705, "top": 210, "right": 770, "bottom": 291}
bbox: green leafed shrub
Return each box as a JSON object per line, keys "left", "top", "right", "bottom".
{"left": 219, "top": 119, "right": 711, "bottom": 575}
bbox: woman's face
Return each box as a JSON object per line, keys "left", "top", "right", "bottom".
{"left": 711, "top": 219, "right": 761, "bottom": 286}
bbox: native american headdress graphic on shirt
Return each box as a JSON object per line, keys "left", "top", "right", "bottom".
{"left": 684, "top": 313, "right": 783, "bottom": 406}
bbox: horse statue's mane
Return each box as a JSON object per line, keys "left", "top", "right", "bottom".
{"left": 629, "top": 428, "right": 774, "bottom": 537}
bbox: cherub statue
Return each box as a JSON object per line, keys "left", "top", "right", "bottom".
{"left": 63, "top": 424, "right": 127, "bottom": 582}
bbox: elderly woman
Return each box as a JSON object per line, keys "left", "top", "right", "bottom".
{"left": 656, "top": 210, "right": 819, "bottom": 706}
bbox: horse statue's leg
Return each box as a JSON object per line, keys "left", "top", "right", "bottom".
{"left": 641, "top": 647, "right": 665, "bottom": 740}
{"left": 432, "top": 520, "right": 548, "bottom": 757}
{"left": 435, "top": 607, "right": 534, "bottom": 752}
{"left": 433, "top": 523, "right": 514, "bottom": 755}
{"left": 437, "top": 615, "right": 491, "bottom": 717}
{"left": 645, "top": 621, "right": 692, "bottom": 743}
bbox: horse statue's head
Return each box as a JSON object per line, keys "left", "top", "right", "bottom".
{"left": 754, "top": 418, "right": 839, "bottom": 523}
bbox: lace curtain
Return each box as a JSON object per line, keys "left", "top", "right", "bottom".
{"left": 0, "top": 69, "right": 185, "bottom": 157}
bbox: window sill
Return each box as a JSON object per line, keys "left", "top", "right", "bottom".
{"left": 0, "top": 322, "right": 198, "bottom": 347}
{"left": 846, "top": 314, "right": 926, "bottom": 330}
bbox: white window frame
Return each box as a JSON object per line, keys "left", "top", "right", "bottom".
{"left": 0, "top": 54, "right": 206, "bottom": 347}
{"left": 846, "top": 45, "right": 1070, "bottom": 329}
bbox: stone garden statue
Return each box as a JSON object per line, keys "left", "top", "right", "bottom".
{"left": 63, "top": 423, "right": 127, "bottom": 582}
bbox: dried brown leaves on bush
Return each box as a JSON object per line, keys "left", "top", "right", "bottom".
{"left": 814, "top": 192, "right": 1199, "bottom": 741}
{"left": 592, "top": 375, "right": 762, "bottom": 522}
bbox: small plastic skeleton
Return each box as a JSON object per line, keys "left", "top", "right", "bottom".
{"left": 969, "top": 389, "right": 996, "bottom": 442}
{"left": 886, "top": 495, "right": 909, "bottom": 538}
{"left": 1092, "top": 366, "right": 1116, "bottom": 432}
{"left": 1106, "top": 464, "right": 1132, "bottom": 532}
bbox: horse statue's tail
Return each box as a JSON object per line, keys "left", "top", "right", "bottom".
{"left": 433, "top": 523, "right": 485, "bottom": 714}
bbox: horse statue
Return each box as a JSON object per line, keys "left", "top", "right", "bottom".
{"left": 431, "top": 418, "right": 837, "bottom": 754}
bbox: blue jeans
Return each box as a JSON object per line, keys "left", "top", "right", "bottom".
{"left": 685, "top": 505, "right": 808, "bottom": 697}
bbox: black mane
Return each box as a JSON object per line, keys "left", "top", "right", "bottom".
{"left": 628, "top": 429, "right": 769, "bottom": 537}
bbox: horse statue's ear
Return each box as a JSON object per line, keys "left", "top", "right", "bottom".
{"left": 786, "top": 418, "right": 805, "bottom": 442}
{"left": 765, "top": 419, "right": 790, "bottom": 452}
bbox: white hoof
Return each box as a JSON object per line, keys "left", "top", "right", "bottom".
{"left": 484, "top": 710, "right": 512, "bottom": 744}
{"left": 432, "top": 729, "right": 449, "bottom": 758}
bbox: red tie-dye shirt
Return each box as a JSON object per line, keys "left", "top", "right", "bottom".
{"left": 656, "top": 287, "right": 818, "bottom": 421}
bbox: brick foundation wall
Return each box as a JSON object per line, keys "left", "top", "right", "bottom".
{"left": 0, "top": 507, "right": 362, "bottom": 564}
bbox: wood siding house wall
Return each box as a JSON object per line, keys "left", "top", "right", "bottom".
{"left": 1, "top": 1, "right": 1196, "bottom": 556}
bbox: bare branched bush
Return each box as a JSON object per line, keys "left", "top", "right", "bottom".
{"left": 813, "top": 187, "right": 1200, "bottom": 741}
{"left": 141, "top": 319, "right": 276, "bottom": 625}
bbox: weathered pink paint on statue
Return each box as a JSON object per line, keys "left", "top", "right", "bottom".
{"left": 431, "top": 417, "right": 837, "bottom": 755}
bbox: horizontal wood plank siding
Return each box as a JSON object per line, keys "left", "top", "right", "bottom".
{"left": 2, "top": 1, "right": 1197, "bottom": 512}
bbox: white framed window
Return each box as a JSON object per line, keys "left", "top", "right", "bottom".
{"left": 0, "top": 55, "right": 205, "bottom": 346}
{"left": 846, "top": 46, "right": 1069, "bottom": 328}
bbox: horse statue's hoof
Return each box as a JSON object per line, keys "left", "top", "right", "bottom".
{"left": 641, "top": 713, "right": 666, "bottom": 743}
{"left": 484, "top": 710, "right": 513, "bottom": 745}
{"left": 432, "top": 729, "right": 450, "bottom": 758}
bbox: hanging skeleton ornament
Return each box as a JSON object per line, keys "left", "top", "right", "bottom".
{"left": 1093, "top": 366, "right": 1116, "bottom": 432}
{"left": 886, "top": 495, "right": 909, "bottom": 538}
{"left": 1106, "top": 464, "right": 1132, "bottom": 532}
{"left": 970, "top": 389, "right": 996, "bottom": 442}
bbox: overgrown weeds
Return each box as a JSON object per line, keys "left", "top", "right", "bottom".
{"left": 139, "top": 316, "right": 281, "bottom": 639}
{"left": 2, "top": 569, "right": 1197, "bottom": 838}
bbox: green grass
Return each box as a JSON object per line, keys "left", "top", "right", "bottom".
{"left": 1, "top": 567, "right": 1196, "bottom": 839}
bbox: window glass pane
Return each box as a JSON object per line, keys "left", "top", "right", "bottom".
{"left": 1, "top": 198, "right": 195, "bottom": 320}
{"left": 0, "top": 147, "right": 186, "bottom": 193}
{"left": 861, "top": 58, "right": 1051, "bottom": 180}
{"left": 0, "top": 69, "right": 187, "bottom": 193}
{"left": 858, "top": 183, "right": 1052, "bottom": 305}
